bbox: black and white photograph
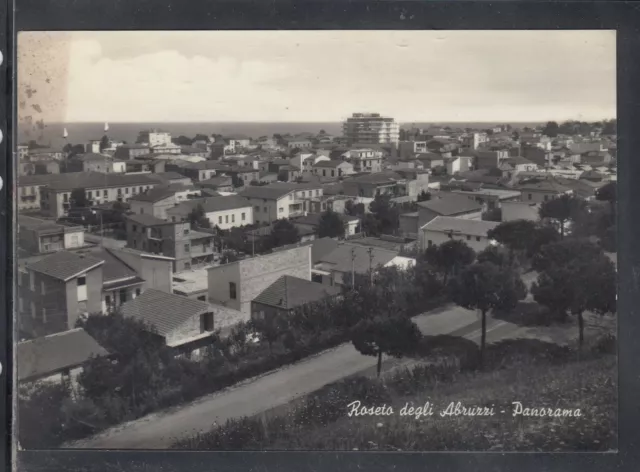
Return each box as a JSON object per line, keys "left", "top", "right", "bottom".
{"left": 14, "top": 30, "right": 617, "bottom": 452}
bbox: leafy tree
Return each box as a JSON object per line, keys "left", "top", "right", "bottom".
{"left": 526, "top": 225, "right": 561, "bottom": 258}
{"left": 192, "top": 133, "right": 210, "bottom": 143}
{"left": 172, "top": 135, "right": 193, "bottom": 146}
{"left": 220, "top": 250, "right": 239, "bottom": 264}
{"left": 482, "top": 207, "right": 502, "bottom": 222}
{"left": 532, "top": 253, "right": 616, "bottom": 346}
{"left": 448, "top": 262, "right": 527, "bottom": 366}
{"left": 317, "top": 209, "right": 346, "bottom": 239}
{"left": 99, "top": 135, "right": 109, "bottom": 152}
{"left": 250, "top": 314, "right": 287, "bottom": 355}
{"left": 351, "top": 316, "right": 422, "bottom": 377}
{"left": 369, "top": 194, "right": 399, "bottom": 235}
{"left": 539, "top": 194, "right": 586, "bottom": 239}
{"left": 70, "top": 188, "right": 89, "bottom": 208}
{"left": 269, "top": 218, "right": 299, "bottom": 247}
{"left": 417, "top": 191, "right": 431, "bottom": 202}
{"left": 532, "top": 239, "right": 603, "bottom": 273}
{"left": 424, "top": 240, "right": 476, "bottom": 285}
{"left": 476, "top": 245, "right": 508, "bottom": 267}
{"left": 596, "top": 181, "right": 616, "bottom": 223}
{"left": 187, "top": 204, "right": 211, "bottom": 228}
{"left": 488, "top": 220, "right": 538, "bottom": 261}
{"left": 360, "top": 213, "right": 381, "bottom": 236}
{"left": 344, "top": 200, "right": 365, "bottom": 217}
{"left": 542, "top": 121, "right": 560, "bottom": 138}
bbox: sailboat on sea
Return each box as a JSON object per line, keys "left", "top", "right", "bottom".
{"left": 104, "top": 122, "right": 109, "bottom": 132}
{"left": 63, "top": 127, "right": 68, "bottom": 139}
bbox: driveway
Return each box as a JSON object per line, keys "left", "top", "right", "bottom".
{"left": 64, "top": 301, "right": 532, "bottom": 450}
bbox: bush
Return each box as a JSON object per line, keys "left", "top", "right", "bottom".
{"left": 590, "top": 333, "right": 616, "bottom": 355}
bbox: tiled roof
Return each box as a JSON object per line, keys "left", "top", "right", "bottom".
{"left": 198, "top": 176, "right": 233, "bottom": 187}
{"left": 128, "top": 187, "right": 176, "bottom": 203}
{"left": 44, "top": 172, "right": 159, "bottom": 192}
{"left": 313, "top": 160, "right": 348, "bottom": 168}
{"left": 125, "top": 213, "right": 169, "bottom": 227}
{"left": 515, "top": 178, "right": 572, "bottom": 193}
{"left": 318, "top": 244, "right": 397, "bottom": 274}
{"left": 240, "top": 186, "right": 294, "bottom": 200}
{"left": 416, "top": 152, "right": 444, "bottom": 161}
{"left": 417, "top": 193, "right": 483, "bottom": 215}
{"left": 26, "top": 251, "right": 104, "bottom": 281}
{"left": 421, "top": 216, "right": 500, "bottom": 237}
{"left": 148, "top": 171, "right": 192, "bottom": 181}
{"left": 17, "top": 328, "right": 109, "bottom": 382}
{"left": 75, "top": 247, "right": 139, "bottom": 283}
{"left": 168, "top": 195, "right": 251, "bottom": 215}
{"left": 121, "top": 289, "right": 211, "bottom": 337}
{"left": 349, "top": 171, "right": 405, "bottom": 185}
{"left": 253, "top": 276, "right": 340, "bottom": 309}
{"left": 293, "top": 212, "right": 359, "bottom": 227}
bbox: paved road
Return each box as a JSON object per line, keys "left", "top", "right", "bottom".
{"left": 66, "top": 302, "right": 529, "bottom": 450}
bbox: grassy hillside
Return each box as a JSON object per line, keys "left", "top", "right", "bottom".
{"left": 176, "top": 346, "right": 616, "bottom": 452}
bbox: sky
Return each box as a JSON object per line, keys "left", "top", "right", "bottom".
{"left": 17, "top": 30, "right": 616, "bottom": 124}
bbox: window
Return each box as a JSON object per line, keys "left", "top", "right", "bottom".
{"left": 544, "top": 195, "right": 549, "bottom": 201}
{"left": 264, "top": 206, "right": 268, "bottom": 213}
{"left": 232, "top": 214, "right": 235, "bottom": 223}
{"left": 528, "top": 193, "right": 532, "bottom": 201}
{"left": 466, "top": 235, "right": 471, "bottom": 241}
{"left": 77, "top": 276, "right": 86, "bottom": 287}
{"left": 184, "top": 228, "right": 189, "bottom": 235}
{"left": 87, "top": 191, "right": 92, "bottom": 198}
{"left": 184, "top": 243, "right": 190, "bottom": 252}
{"left": 219, "top": 216, "right": 223, "bottom": 224}
{"left": 428, "top": 240, "right": 433, "bottom": 247}
{"left": 135, "top": 288, "right": 141, "bottom": 297}
{"left": 315, "top": 190, "right": 319, "bottom": 196}
{"left": 241, "top": 212, "right": 246, "bottom": 221}
{"left": 229, "top": 282, "right": 237, "bottom": 300}
{"left": 139, "top": 187, "right": 143, "bottom": 193}
{"left": 476, "top": 236, "right": 481, "bottom": 241}
{"left": 133, "top": 224, "right": 137, "bottom": 232}
{"left": 119, "top": 289, "right": 127, "bottom": 304}
{"left": 105, "top": 295, "right": 111, "bottom": 306}
{"left": 63, "top": 193, "right": 68, "bottom": 202}
{"left": 197, "top": 295, "right": 206, "bottom": 301}
{"left": 184, "top": 262, "right": 191, "bottom": 270}
{"left": 103, "top": 189, "right": 108, "bottom": 197}
{"left": 202, "top": 312, "right": 214, "bottom": 332}
{"left": 125, "top": 187, "right": 130, "bottom": 194}
{"left": 118, "top": 188, "right": 122, "bottom": 196}
{"left": 225, "top": 215, "right": 229, "bottom": 224}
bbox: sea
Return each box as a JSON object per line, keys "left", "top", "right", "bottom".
{"left": 19, "top": 121, "right": 545, "bottom": 148}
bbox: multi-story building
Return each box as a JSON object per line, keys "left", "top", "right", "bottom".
{"left": 128, "top": 187, "right": 178, "bottom": 220}
{"left": 114, "top": 144, "right": 152, "bottom": 160}
{"left": 416, "top": 193, "right": 484, "bottom": 228}
{"left": 28, "top": 147, "right": 65, "bottom": 161}
{"left": 18, "top": 215, "right": 86, "bottom": 255}
{"left": 18, "top": 173, "right": 83, "bottom": 212}
{"left": 166, "top": 160, "right": 224, "bottom": 181}
{"left": 137, "top": 129, "right": 172, "bottom": 147}
{"left": 17, "top": 247, "right": 173, "bottom": 337}
{"left": 345, "top": 148, "right": 383, "bottom": 173}
{"left": 207, "top": 245, "right": 312, "bottom": 314}
{"left": 39, "top": 172, "right": 160, "bottom": 218}
{"left": 398, "top": 141, "right": 428, "bottom": 158}
{"left": 343, "top": 113, "right": 400, "bottom": 146}
{"left": 312, "top": 160, "right": 354, "bottom": 179}
{"left": 240, "top": 183, "right": 324, "bottom": 224}
{"left": 76, "top": 154, "right": 127, "bottom": 174}
{"left": 166, "top": 195, "right": 254, "bottom": 230}
{"left": 150, "top": 143, "right": 182, "bottom": 154}
{"left": 125, "top": 214, "right": 216, "bottom": 271}
{"left": 461, "top": 132, "right": 488, "bottom": 151}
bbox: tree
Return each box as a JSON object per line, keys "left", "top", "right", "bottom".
{"left": 99, "top": 135, "right": 109, "bottom": 152}
{"left": 424, "top": 240, "right": 476, "bottom": 285}
{"left": 351, "top": 316, "right": 422, "bottom": 377}
{"left": 449, "top": 262, "right": 527, "bottom": 366}
{"left": 344, "top": 200, "right": 365, "bottom": 217}
{"left": 187, "top": 204, "right": 211, "bottom": 228}
{"left": 476, "top": 245, "right": 508, "bottom": 267}
{"left": 369, "top": 194, "right": 399, "bottom": 235}
{"left": 417, "top": 190, "right": 431, "bottom": 202}
{"left": 532, "top": 253, "right": 616, "bottom": 346}
{"left": 596, "top": 181, "right": 616, "bottom": 224}
{"left": 317, "top": 210, "right": 345, "bottom": 239}
{"left": 250, "top": 314, "right": 287, "bottom": 355}
{"left": 172, "top": 135, "right": 193, "bottom": 146}
{"left": 269, "top": 218, "right": 299, "bottom": 247}
{"left": 70, "top": 188, "right": 89, "bottom": 208}
{"left": 482, "top": 207, "right": 502, "bottom": 222}
{"left": 532, "top": 239, "right": 603, "bottom": 273}
{"left": 488, "top": 220, "right": 538, "bottom": 262}
{"left": 360, "top": 213, "right": 381, "bottom": 236}
{"left": 539, "top": 194, "right": 586, "bottom": 239}
{"left": 542, "top": 121, "right": 560, "bottom": 138}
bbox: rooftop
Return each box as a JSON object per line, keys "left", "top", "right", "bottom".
{"left": 420, "top": 216, "right": 500, "bottom": 237}
{"left": 26, "top": 251, "right": 104, "bottom": 281}
{"left": 417, "top": 193, "right": 483, "bottom": 215}
{"left": 37, "top": 172, "right": 159, "bottom": 192}
{"left": 313, "top": 160, "right": 348, "bottom": 168}
{"left": 240, "top": 186, "right": 294, "bottom": 200}
{"left": 317, "top": 243, "right": 398, "bottom": 274}
{"left": 253, "top": 275, "right": 340, "bottom": 310}
{"left": 17, "top": 328, "right": 109, "bottom": 382}
{"left": 125, "top": 213, "right": 169, "bottom": 227}
{"left": 121, "top": 289, "right": 212, "bottom": 337}
{"left": 168, "top": 195, "right": 252, "bottom": 215}
{"left": 128, "top": 186, "right": 176, "bottom": 203}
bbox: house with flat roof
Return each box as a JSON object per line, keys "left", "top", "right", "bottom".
{"left": 501, "top": 201, "right": 541, "bottom": 222}
{"left": 128, "top": 187, "right": 177, "bottom": 220}
{"left": 251, "top": 275, "right": 341, "bottom": 320}
{"left": 125, "top": 214, "right": 215, "bottom": 272}
{"left": 514, "top": 177, "right": 574, "bottom": 204}
{"left": 17, "top": 328, "right": 108, "bottom": 388}
{"left": 419, "top": 216, "right": 500, "bottom": 252}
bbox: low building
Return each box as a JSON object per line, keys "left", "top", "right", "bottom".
{"left": 147, "top": 171, "right": 193, "bottom": 187}
{"left": 28, "top": 147, "right": 65, "bottom": 161}
{"left": 17, "top": 328, "right": 108, "bottom": 388}
{"left": 398, "top": 212, "right": 419, "bottom": 239}
{"left": 165, "top": 160, "right": 223, "bottom": 182}
{"left": 313, "top": 243, "right": 414, "bottom": 287}
{"left": 239, "top": 186, "right": 306, "bottom": 223}
{"left": 207, "top": 245, "right": 312, "bottom": 314}
{"left": 196, "top": 176, "right": 234, "bottom": 192}
{"left": 114, "top": 144, "right": 152, "bottom": 160}
{"left": 285, "top": 139, "right": 313, "bottom": 149}
{"left": 514, "top": 177, "right": 573, "bottom": 203}
{"left": 18, "top": 215, "right": 86, "bottom": 255}
{"left": 39, "top": 172, "right": 160, "bottom": 218}
{"left": 120, "top": 289, "right": 216, "bottom": 358}
{"left": 346, "top": 148, "right": 384, "bottom": 173}
{"left": 128, "top": 187, "right": 177, "bottom": 220}
{"left": 125, "top": 158, "right": 166, "bottom": 174}
{"left": 251, "top": 275, "right": 340, "bottom": 320}
{"left": 125, "top": 214, "right": 215, "bottom": 271}
{"left": 416, "top": 193, "right": 483, "bottom": 227}
{"left": 449, "top": 188, "right": 522, "bottom": 211}
{"left": 292, "top": 212, "right": 360, "bottom": 237}
{"left": 166, "top": 195, "right": 253, "bottom": 230}
{"left": 501, "top": 201, "right": 540, "bottom": 222}
{"left": 419, "top": 216, "right": 500, "bottom": 252}
{"left": 312, "top": 160, "right": 354, "bottom": 179}
{"left": 342, "top": 171, "right": 410, "bottom": 199}
{"left": 415, "top": 153, "right": 445, "bottom": 169}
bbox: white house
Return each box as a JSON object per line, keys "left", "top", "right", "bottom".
{"left": 419, "top": 216, "right": 499, "bottom": 252}
{"left": 166, "top": 195, "right": 254, "bottom": 230}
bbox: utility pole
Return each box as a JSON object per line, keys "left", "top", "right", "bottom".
{"left": 368, "top": 247, "right": 374, "bottom": 287}
{"left": 351, "top": 247, "right": 356, "bottom": 288}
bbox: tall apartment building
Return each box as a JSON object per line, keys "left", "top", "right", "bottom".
{"left": 343, "top": 113, "right": 400, "bottom": 146}
{"left": 137, "top": 129, "right": 172, "bottom": 147}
